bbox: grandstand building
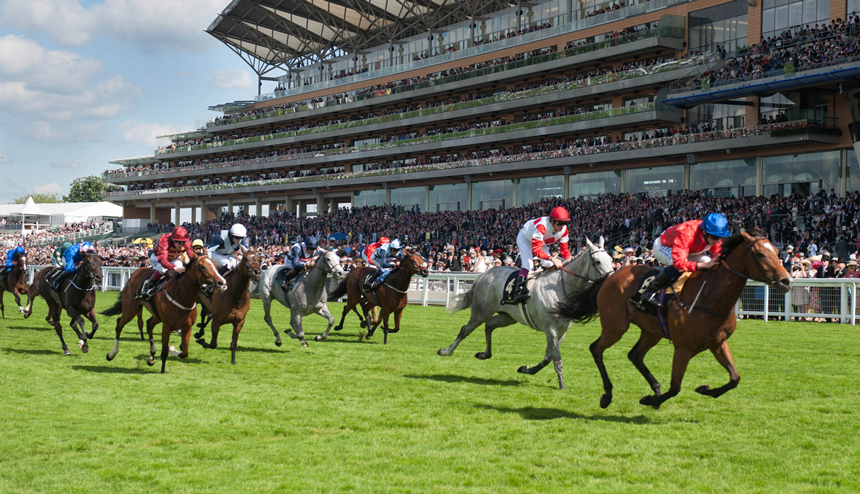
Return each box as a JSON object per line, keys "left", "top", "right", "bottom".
{"left": 103, "top": 0, "right": 860, "bottom": 224}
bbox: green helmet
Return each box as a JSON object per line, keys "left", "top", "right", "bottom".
{"left": 62, "top": 242, "right": 72, "bottom": 251}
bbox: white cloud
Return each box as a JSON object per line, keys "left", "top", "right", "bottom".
{"left": 31, "top": 182, "right": 64, "bottom": 195}
{"left": 51, "top": 159, "right": 87, "bottom": 169}
{"left": 0, "top": 148, "right": 13, "bottom": 165}
{"left": 0, "top": 35, "right": 103, "bottom": 92}
{"left": 203, "top": 69, "right": 254, "bottom": 89}
{"left": 118, "top": 120, "right": 185, "bottom": 148}
{"left": 0, "top": 0, "right": 225, "bottom": 51}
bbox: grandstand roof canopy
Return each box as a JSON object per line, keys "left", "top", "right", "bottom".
{"left": 207, "top": 0, "right": 515, "bottom": 74}
{"left": 0, "top": 201, "right": 123, "bottom": 223}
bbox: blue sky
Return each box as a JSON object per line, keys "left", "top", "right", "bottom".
{"left": 0, "top": 0, "right": 279, "bottom": 203}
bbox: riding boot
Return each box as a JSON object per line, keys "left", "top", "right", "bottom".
{"left": 51, "top": 270, "right": 68, "bottom": 291}
{"left": 508, "top": 274, "right": 530, "bottom": 304}
{"left": 642, "top": 267, "right": 680, "bottom": 307}
{"left": 280, "top": 268, "right": 299, "bottom": 292}
{"left": 365, "top": 270, "right": 381, "bottom": 292}
{"left": 370, "top": 269, "right": 387, "bottom": 291}
{"left": 135, "top": 272, "right": 163, "bottom": 301}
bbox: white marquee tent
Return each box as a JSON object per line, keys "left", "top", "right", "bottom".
{"left": 0, "top": 198, "right": 122, "bottom": 232}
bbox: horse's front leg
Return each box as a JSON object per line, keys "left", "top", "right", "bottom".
{"left": 388, "top": 309, "right": 403, "bottom": 334}
{"left": 379, "top": 307, "right": 392, "bottom": 345}
{"left": 85, "top": 309, "right": 99, "bottom": 340}
{"left": 314, "top": 304, "right": 336, "bottom": 341}
{"left": 695, "top": 340, "right": 740, "bottom": 398}
{"left": 145, "top": 316, "right": 159, "bottom": 366}
{"left": 198, "top": 318, "right": 221, "bottom": 349}
{"left": 517, "top": 328, "right": 557, "bottom": 383}
{"left": 261, "top": 295, "right": 282, "bottom": 347}
{"left": 230, "top": 319, "right": 246, "bottom": 365}
{"left": 0, "top": 290, "right": 6, "bottom": 319}
{"left": 13, "top": 289, "right": 24, "bottom": 313}
{"left": 640, "top": 347, "right": 693, "bottom": 409}
{"left": 289, "top": 312, "right": 309, "bottom": 347}
{"left": 66, "top": 307, "right": 89, "bottom": 354}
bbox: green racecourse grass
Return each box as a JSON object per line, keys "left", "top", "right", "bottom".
{"left": 1, "top": 293, "right": 859, "bottom": 493}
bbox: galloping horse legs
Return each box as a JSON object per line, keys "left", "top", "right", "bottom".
{"left": 0, "top": 289, "right": 6, "bottom": 319}
{"left": 695, "top": 340, "right": 740, "bottom": 398}
{"left": 518, "top": 328, "right": 566, "bottom": 390}
{"left": 66, "top": 307, "right": 89, "bottom": 354}
{"left": 230, "top": 319, "right": 246, "bottom": 365}
{"left": 261, "top": 296, "right": 282, "bottom": 347}
{"left": 288, "top": 311, "right": 309, "bottom": 347}
{"left": 590, "top": 317, "right": 629, "bottom": 408}
{"left": 475, "top": 313, "right": 515, "bottom": 360}
{"left": 145, "top": 316, "right": 158, "bottom": 366}
{"left": 640, "top": 348, "right": 693, "bottom": 409}
{"left": 627, "top": 330, "right": 663, "bottom": 398}
{"left": 436, "top": 310, "right": 498, "bottom": 357}
{"left": 314, "top": 304, "right": 337, "bottom": 341}
{"left": 84, "top": 309, "right": 100, "bottom": 340}
{"left": 198, "top": 319, "right": 221, "bottom": 349}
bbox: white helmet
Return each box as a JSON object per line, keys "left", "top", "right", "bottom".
{"left": 229, "top": 224, "right": 247, "bottom": 238}
{"left": 389, "top": 239, "right": 402, "bottom": 251}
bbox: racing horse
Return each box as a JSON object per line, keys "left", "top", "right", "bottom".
{"left": 325, "top": 248, "right": 429, "bottom": 344}
{"left": 558, "top": 229, "right": 792, "bottom": 408}
{"left": 0, "top": 251, "right": 29, "bottom": 318}
{"left": 437, "top": 237, "right": 613, "bottom": 389}
{"left": 258, "top": 248, "right": 345, "bottom": 348}
{"left": 194, "top": 247, "right": 262, "bottom": 364}
{"left": 100, "top": 255, "right": 226, "bottom": 373}
{"left": 24, "top": 252, "right": 102, "bottom": 355}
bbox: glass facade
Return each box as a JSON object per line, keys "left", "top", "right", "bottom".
{"left": 689, "top": 0, "right": 748, "bottom": 53}
{"left": 690, "top": 159, "right": 757, "bottom": 197}
{"left": 850, "top": 0, "right": 860, "bottom": 15}
{"left": 518, "top": 176, "right": 564, "bottom": 206}
{"left": 762, "top": 151, "right": 839, "bottom": 196}
{"left": 569, "top": 171, "right": 622, "bottom": 197}
{"left": 353, "top": 189, "right": 386, "bottom": 208}
{"left": 848, "top": 150, "right": 860, "bottom": 194}
{"left": 471, "top": 179, "right": 515, "bottom": 210}
{"left": 429, "top": 183, "right": 467, "bottom": 212}
{"left": 626, "top": 166, "right": 684, "bottom": 195}
{"left": 761, "top": 0, "right": 830, "bottom": 40}
{"left": 390, "top": 186, "right": 425, "bottom": 210}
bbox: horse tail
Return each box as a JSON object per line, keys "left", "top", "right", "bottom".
{"left": 447, "top": 285, "right": 474, "bottom": 315}
{"left": 555, "top": 276, "right": 607, "bottom": 324}
{"left": 326, "top": 278, "right": 348, "bottom": 302}
{"left": 101, "top": 298, "right": 124, "bottom": 317}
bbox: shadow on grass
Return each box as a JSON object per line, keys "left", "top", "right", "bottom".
{"left": 196, "top": 344, "right": 284, "bottom": 354}
{"left": 6, "top": 324, "right": 53, "bottom": 332}
{"left": 404, "top": 374, "right": 523, "bottom": 387}
{"left": 312, "top": 334, "right": 376, "bottom": 345}
{"left": 1, "top": 347, "right": 61, "bottom": 356}
{"left": 475, "top": 404, "right": 651, "bottom": 424}
{"left": 72, "top": 365, "right": 151, "bottom": 374}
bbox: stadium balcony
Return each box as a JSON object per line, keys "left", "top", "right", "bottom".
{"left": 103, "top": 118, "right": 841, "bottom": 202}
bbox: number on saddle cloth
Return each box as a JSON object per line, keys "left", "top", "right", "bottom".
{"left": 501, "top": 270, "right": 534, "bottom": 304}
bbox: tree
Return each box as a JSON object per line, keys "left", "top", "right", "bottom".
{"left": 64, "top": 175, "right": 114, "bottom": 202}
{"left": 12, "top": 193, "right": 63, "bottom": 204}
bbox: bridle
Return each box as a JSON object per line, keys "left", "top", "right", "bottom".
{"left": 718, "top": 236, "right": 777, "bottom": 286}
{"left": 557, "top": 248, "right": 607, "bottom": 282}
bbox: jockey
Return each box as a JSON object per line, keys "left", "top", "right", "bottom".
{"left": 50, "top": 241, "right": 95, "bottom": 290}
{"left": 642, "top": 212, "right": 730, "bottom": 306}
{"left": 192, "top": 239, "right": 206, "bottom": 257}
{"left": 52, "top": 242, "right": 72, "bottom": 268}
{"left": 206, "top": 223, "right": 249, "bottom": 273}
{"left": 2, "top": 245, "right": 25, "bottom": 281}
{"left": 510, "top": 207, "right": 572, "bottom": 303}
{"left": 280, "top": 235, "right": 319, "bottom": 291}
{"left": 362, "top": 237, "right": 390, "bottom": 265}
{"left": 366, "top": 239, "right": 403, "bottom": 290}
{"left": 136, "top": 226, "right": 195, "bottom": 301}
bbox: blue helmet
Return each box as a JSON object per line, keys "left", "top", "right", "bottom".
{"left": 304, "top": 236, "right": 319, "bottom": 249}
{"left": 702, "top": 213, "right": 730, "bottom": 237}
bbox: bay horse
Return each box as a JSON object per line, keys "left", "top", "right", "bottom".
{"left": 258, "top": 248, "right": 345, "bottom": 347}
{"left": 0, "top": 251, "right": 28, "bottom": 317}
{"left": 559, "top": 229, "right": 793, "bottom": 408}
{"left": 24, "top": 252, "right": 102, "bottom": 356}
{"left": 325, "top": 248, "right": 429, "bottom": 345}
{"left": 194, "top": 247, "right": 262, "bottom": 364}
{"left": 100, "top": 255, "right": 227, "bottom": 373}
{"left": 437, "top": 238, "right": 613, "bottom": 389}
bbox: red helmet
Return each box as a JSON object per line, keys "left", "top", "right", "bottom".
{"left": 172, "top": 226, "right": 190, "bottom": 242}
{"left": 549, "top": 207, "right": 570, "bottom": 223}
{"left": 379, "top": 237, "right": 390, "bottom": 244}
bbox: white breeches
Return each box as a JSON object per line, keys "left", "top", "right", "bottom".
{"left": 516, "top": 233, "right": 553, "bottom": 271}
{"left": 211, "top": 251, "right": 239, "bottom": 271}
{"left": 652, "top": 237, "right": 712, "bottom": 267}
{"left": 149, "top": 253, "right": 182, "bottom": 274}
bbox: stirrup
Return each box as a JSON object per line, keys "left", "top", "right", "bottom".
{"left": 642, "top": 291, "right": 662, "bottom": 307}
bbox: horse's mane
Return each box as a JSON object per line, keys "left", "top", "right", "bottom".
{"left": 719, "top": 228, "right": 764, "bottom": 260}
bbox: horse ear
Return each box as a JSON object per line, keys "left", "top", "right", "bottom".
{"left": 598, "top": 236, "right": 605, "bottom": 249}
{"left": 585, "top": 237, "right": 595, "bottom": 250}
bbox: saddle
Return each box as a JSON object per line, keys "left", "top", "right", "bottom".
{"left": 628, "top": 269, "right": 691, "bottom": 333}
{"left": 277, "top": 267, "right": 306, "bottom": 292}
{"left": 362, "top": 269, "right": 391, "bottom": 293}
{"left": 499, "top": 270, "right": 538, "bottom": 305}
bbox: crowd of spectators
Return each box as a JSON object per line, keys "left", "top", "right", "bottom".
{"left": 0, "top": 221, "right": 109, "bottom": 248}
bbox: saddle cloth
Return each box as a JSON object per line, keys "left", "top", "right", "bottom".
{"left": 277, "top": 267, "right": 306, "bottom": 292}
{"left": 362, "top": 269, "right": 391, "bottom": 292}
{"left": 499, "top": 270, "right": 537, "bottom": 305}
{"left": 628, "top": 269, "right": 691, "bottom": 318}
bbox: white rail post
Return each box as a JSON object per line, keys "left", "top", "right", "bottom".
{"left": 763, "top": 285, "right": 769, "bottom": 322}
{"left": 840, "top": 282, "right": 849, "bottom": 324}
{"left": 422, "top": 276, "right": 429, "bottom": 307}
{"left": 784, "top": 289, "right": 791, "bottom": 321}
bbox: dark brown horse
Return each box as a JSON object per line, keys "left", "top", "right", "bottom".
{"left": 194, "top": 248, "right": 262, "bottom": 364}
{"left": 100, "top": 255, "right": 227, "bottom": 373}
{"left": 0, "top": 251, "right": 28, "bottom": 318}
{"left": 326, "top": 248, "right": 429, "bottom": 344}
{"left": 559, "top": 229, "right": 792, "bottom": 409}
{"left": 24, "top": 252, "right": 103, "bottom": 355}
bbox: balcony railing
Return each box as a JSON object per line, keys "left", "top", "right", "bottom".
{"left": 104, "top": 118, "right": 830, "bottom": 199}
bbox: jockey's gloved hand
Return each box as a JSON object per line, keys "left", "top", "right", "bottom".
{"left": 540, "top": 259, "right": 554, "bottom": 269}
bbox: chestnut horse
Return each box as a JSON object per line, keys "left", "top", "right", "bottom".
{"left": 559, "top": 229, "right": 792, "bottom": 409}
{"left": 100, "top": 255, "right": 226, "bottom": 373}
{"left": 0, "top": 252, "right": 28, "bottom": 318}
{"left": 325, "top": 248, "right": 429, "bottom": 344}
{"left": 24, "top": 252, "right": 102, "bottom": 356}
{"left": 194, "top": 247, "right": 262, "bottom": 364}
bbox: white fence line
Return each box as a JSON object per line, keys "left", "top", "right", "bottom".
{"left": 24, "top": 266, "right": 859, "bottom": 323}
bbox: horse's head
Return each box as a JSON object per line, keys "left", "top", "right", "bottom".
{"left": 317, "top": 248, "right": 345, "bottom": 279}
{"left": 721, "top": 230, "right": 793, "bottom": 293}
{"left": 583, "top": 236, "right": 614, "bottom": 279}
{"left": 402, "top": 248, "right": 429, "bottom": 278}
{"left": 192, "top": 255, "right": 228, "bottom": 292}
{"left": 241, "top": 247, "right": 263, "bottom": 282}
{"left": 15, "top": 253, "right": 26, "bottom": 271}
{"left": 82, "top": 251, "right": 103, "bottom": 286}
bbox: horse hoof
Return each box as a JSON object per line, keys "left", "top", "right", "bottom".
{"left": 334, "top": 325, "right": 342, "bottom": 331}
{"left": 23, "top": 313, "right": 30, "bottom": 319}
{"left": 599, "top": 394, "right": 612, "bottom": 409}
{"left": 314, "top": 335, "right": 323, "bottom": 341}
{"left": 517, "top": 365, "right": 529, "bottom": 373}
{"left": 639, "top": 395, "right": 661, "bottom": 409}
{"left": 360, "top": 321, "right": 367, "bottom": 328}
{"left": 274, "top": 339, "right": 282, "bottom": 347}
{"left": 301, "top": 341, "right": 309, "bottom": 348}
{"left": 146, "top": 356, "right": 155, "bottom": 366}
{"left": 194, "top": 331, "right": 204, "bottom": 339}
{"left": 81, "top": 345, "right": 89, "bottom": 354}
{"left": 437, "top": 349, "right": 446, "bottom": 356}
{"left": 106, "top": 352, "right": 114, "bottom": 362}
{"left": 475, "top": 352, "right": 490, "bottom": 360}
{"left": 64, "top": 349, "right": 71, "bottom": 356}
{"left": 196, "top": 339, "right": 207, "bottom": 348}
{"left": 695, "top": 385, "right": 712, "bottom": 396}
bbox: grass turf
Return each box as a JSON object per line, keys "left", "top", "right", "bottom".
{"left": 0, "top": 292, "right": 858, "bottom": 493}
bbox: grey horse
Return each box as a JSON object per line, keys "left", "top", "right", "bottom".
{"left": 437, "top": 237, "right": 613, "bottom": 389}
{"left": 258, "top": 248, "right": 345, "bottom": 347}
